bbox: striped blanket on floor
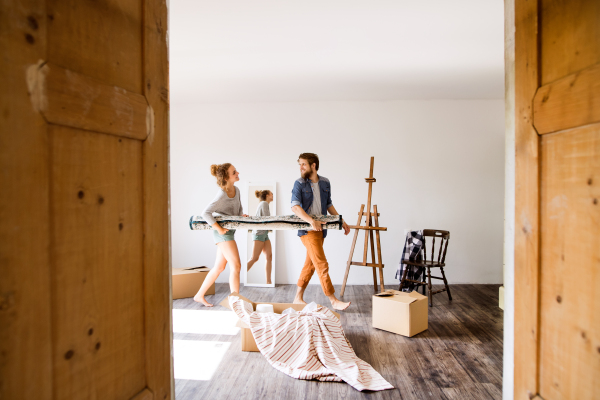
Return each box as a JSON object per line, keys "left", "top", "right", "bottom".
{"left": 229, "top": 296, "right": 394, "bottom": 392}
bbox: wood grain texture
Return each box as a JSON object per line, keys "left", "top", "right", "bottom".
{"left": 130, "top": 387, "right": 154, "bottom": 400}
{"left": 142, "top": 0, "right": 173, "bottom": 399}
{"left": 47, "top": 0, "right": 143, "bottom": 94}
{"left": 173, "top": 284, "right": 503, "bottom": 400}
{"left": 539, "top": 124, "right": 600, "bottom": 400}
{"left": 50, "top": 125, "right": 146, "bottom": 400}
{"left": 513, "top": 0, "right": 541, "bottom": 399}
{"left": 0, "top": 2, "right": 52, "bottom": 399}
{"left": 27, "top": 62, "right": 150, "bottom": 139}
{"left": 533, "top": 63, "right": 600, "bottom": 134}
{"left": 540, "top": 0, "right": 600, "bottom": 85}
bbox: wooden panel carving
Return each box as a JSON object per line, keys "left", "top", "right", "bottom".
{"left": 27, "top": 61, "right": 151, "bottom": 140}
{"left": 533, "top": 63, "right": 600, "bottom": 134}
{"left": 50, "top": 125, "right": 146, "bottom": 399}
{"left": 539, "top": 123, "right": 600, "bottom": 399}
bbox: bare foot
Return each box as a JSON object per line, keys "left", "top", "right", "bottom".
{"left": 193, "top": 295, "right": 213, "bottom": 307}
{"left": 266, "top": 281, "right": 272, "bottom": 285}
{"left": 293, "top": 297, "right": 307, "bottom": 305}
{"left": 331, "top": 299, "right": 351, "bottom": 311}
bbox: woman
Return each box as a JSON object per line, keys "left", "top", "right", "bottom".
{"left": 246, "top": 190, "right": 274, "bottom": 284}
{"left": 194, "top": 163, "right": 248, "bottom": 307}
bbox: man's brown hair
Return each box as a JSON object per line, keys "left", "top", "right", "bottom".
{"left": 298, "top": 153, "right": 319, "bottom": 171}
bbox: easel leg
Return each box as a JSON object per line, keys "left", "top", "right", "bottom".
{"left": 373, "top": 205, "right": 385, "bottom": 293}
{"left": 369, "top": 216, "right": 377, "bottom": 293}
{"left": 341, "top": 204, "right": 364, "bottom": 297}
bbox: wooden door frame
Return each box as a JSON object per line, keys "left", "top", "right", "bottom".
{"left": 0, "top": 1, "right": 173, "bottom": 399}
{"left": 142, "top": 1, "right": 173, "bottom": 399}
{"left": 511, "top": 0, "right": 542, "bottom": 398}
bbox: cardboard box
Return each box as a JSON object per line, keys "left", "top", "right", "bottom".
{"left": 221, "top": 293, "right": 340, "bottom": 352}
{"left": 172, "top": 267, "right": 214, "bottom": 299}
{"left": 372, "top": 290, "right": 428, "bottom": 337}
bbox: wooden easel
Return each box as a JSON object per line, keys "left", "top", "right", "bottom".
{"left": 340, "top": 157, "right": 388, "bottom": 296}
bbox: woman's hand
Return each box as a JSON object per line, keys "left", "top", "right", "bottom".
{"left": 212, "top": 222, "right": 228, "bottom": 235}
{"left": 242, "top": 214, "right": 249, "bottom": 217}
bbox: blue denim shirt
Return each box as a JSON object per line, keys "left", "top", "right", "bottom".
{"left": 291, "top": 175, "right": 333, "bottom": 238}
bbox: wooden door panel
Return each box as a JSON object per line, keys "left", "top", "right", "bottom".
{"left": 539, "top": 125, "right": 600, "bottom": 400}
{"left": 50, "top": 125, "right": 146, "bottom": 400}
{"left": 47, "top": 0, "right": 143, "bottom": 94}
{"left": 514, "top": 0, "right": 600, "bottom": 399}
{"left": 1, "top": 0, "right": 170, "bottom": 399}
{"left": 540, "top": 0, "right": 600, "bottom": 85}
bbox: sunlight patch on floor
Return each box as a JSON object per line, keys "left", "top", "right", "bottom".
{"left": 172, "top": 309, "right": 240, "bottom": 335}
{"left": 173, "top": 340, "right": 231, "bottom": 381}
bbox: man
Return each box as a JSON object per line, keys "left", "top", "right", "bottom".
{"left": 291, "top": 153, "right": 352, "bottom": 311}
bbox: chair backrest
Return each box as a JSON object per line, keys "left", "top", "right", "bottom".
{"left": 421, "top": 229, "right": 450, "bottom": 264}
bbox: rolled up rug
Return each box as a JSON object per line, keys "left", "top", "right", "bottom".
{"left": 189, "top": 214, "right": 343, "bottom": 231}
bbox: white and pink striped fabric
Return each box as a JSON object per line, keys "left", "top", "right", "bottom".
{"left": 229, "top": 297, "right": 394, "bottom": 392}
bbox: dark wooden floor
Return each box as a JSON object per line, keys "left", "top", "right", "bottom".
{"left": 173, "top": 284, "right": 503, "bottom": 400}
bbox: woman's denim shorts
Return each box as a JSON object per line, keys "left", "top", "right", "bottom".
{"left": 252, "top": 232, "right": 269, "bottom": 242}
{"left": 213, "top": 229, "right": 236, "bottom": 244}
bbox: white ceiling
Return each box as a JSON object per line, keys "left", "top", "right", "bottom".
{"left": 169, "top": 1, "right": 504, "bottom": 103}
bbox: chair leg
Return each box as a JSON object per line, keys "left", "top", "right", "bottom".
{"left": 427, "top": 267, "right": 433, "bottom": 307}
{"left": 399, "top": 263, "right": 409, "bottom": 291}
{"left": 440, "top": 267, "right": 452, "bottom": 301}
{"left": 421, "top": 267, "right": 427, "bottom": 295}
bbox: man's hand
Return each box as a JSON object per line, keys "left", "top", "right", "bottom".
{"left": 342, "top": 221, "right": 350, "bottom": 235}
{"left": 310, "top": 218, "right": 326, "bottom": 231}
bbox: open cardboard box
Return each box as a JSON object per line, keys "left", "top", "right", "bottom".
{"left": 172, "top": 266, "right": 214, "bottom": 299}
{"left": 372, "top": 290, "right": 428, "bottom": 337}
{"left": 220, "top": 292, "right": 341, "bottom": 352}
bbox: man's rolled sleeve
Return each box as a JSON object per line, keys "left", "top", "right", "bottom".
{"left": 291, "top": 181, "right": 302, "bottom": 208}
{"left": 326, "top": 184, "right": 333, "bottom": 209}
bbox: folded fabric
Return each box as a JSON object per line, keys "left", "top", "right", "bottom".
{"left": 229, "top": 296, "right": 394, "bottom": 392}
{"left": 396, "top": 230, "right": 425, "bottom": 291}
{"left": 189, "top": 215, "right": 342, "bottom": 231}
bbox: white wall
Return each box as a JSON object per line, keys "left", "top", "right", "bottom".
{"left": 170, "top": 100, "right": 504, "bottom": 286}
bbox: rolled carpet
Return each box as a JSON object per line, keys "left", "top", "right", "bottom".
{"left": 189, "top": 215, "right": 343, "bottom": 231}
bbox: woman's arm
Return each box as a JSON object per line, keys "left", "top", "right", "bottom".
{"left": 202, "top": 192, "right": 228, "bottom": 234}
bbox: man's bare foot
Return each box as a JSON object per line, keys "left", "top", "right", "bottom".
{"left": 293, "top": 297, "right": 307, "bottom": 305}
{"left": 193, "top": 295, "right": 213, "bottom": 307}
{"left": 331, "top": 299, "right": 351, "bottom": 311}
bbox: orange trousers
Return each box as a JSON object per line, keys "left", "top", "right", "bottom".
{"left": 297, "top": 231, "right": 335, "bottom": 296}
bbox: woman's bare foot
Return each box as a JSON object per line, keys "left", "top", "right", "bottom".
{"left": 293, "top": 296, "right": 307, "bottom": 305}
{"left": 330, "top": 299, "right": 351, "bottom": 311}
{"left": 193, "top": 295, "right": 213, "bottom": 307}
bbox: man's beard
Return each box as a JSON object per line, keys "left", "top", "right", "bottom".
{"left": 301, "top": 167, "right": 312, "bottom": 180}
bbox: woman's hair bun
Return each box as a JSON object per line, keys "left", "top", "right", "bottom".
{"left": 210, "top": 164, "right": 218, "bottom": 177}
{"left": 255, "top": 190, "right": 261, "bottom": 198}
